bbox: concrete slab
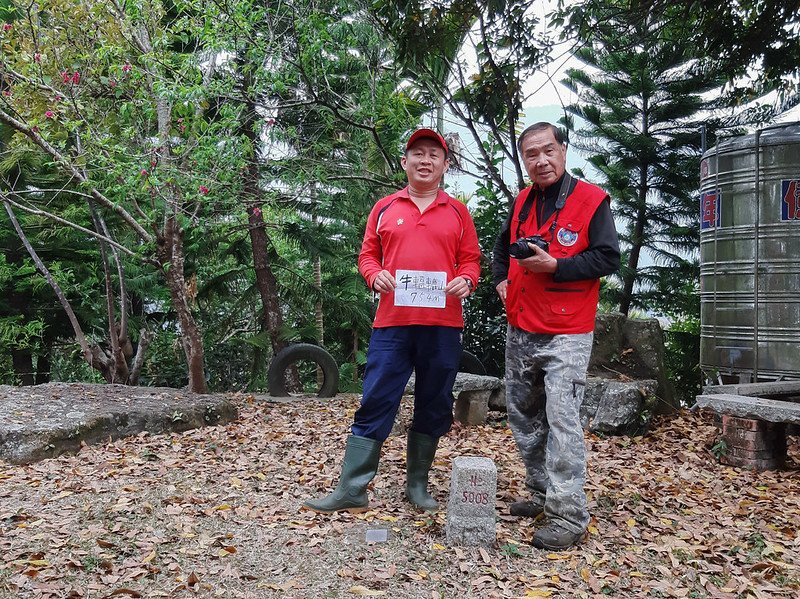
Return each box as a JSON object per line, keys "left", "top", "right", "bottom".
{"left": 704, "top": 381, "right": 800, "bottom": 399}
{"left": 695, "top": 393, "right": 800, "bottom": 424}
{"left": 0, "top": 382, "right": 237, "bottom": 464}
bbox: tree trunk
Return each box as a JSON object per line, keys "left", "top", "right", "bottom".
{"left": 149, "top": 80, "right": 207, "bottom": 394}
{"left": 238, "top": 82, "right": 300, "bottom": 391}
{"left": 247, "top": 207, "right": 286, "bottom": 355}
{"left": 128, "top": 328, "right": 153, "bottom": 386}
{"left": 90, "top": 203, "right": 137, "bottom": 382}
{"left": 312, "top": 191, "right": 325, "bottom": 387}
{"left": 157, "top": 217, "right": 208, "bottom": 394}
{"left": 314, "top": 252, "right": 324, "bottom": 387}
{"left": 90, "top": 206, "right": 130, "bottom": 383}
{"left": 619, "top": 201, "right": 646, "bottom": 317}
{"left": 246, "top": 205, "right": 302, "bottom": 392}
{"left": 620, "top": 100, "right": 651, "bottom": 317}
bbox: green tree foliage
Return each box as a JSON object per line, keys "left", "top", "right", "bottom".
{"left": 2, "top": 0, "right": 425, "bottom": 392}
{"left": 0, "top": 0, "right": 229, "bottom": 391}
{"left": 7, "top": 0, "right": 790, "bottom": 393}
{"left": 371, "top": 0, "right": 554, "bottom": 201}
{"left": 0, "top": 111, "right": 106, "bottom": 385}
{"left": 663, "top": 315, "right": 701, "bottom": 406}
{"left": 181, "top": 0, "right": 423, "bottom": 391}
{"left": 0, "top": 202, "right": 101, "bottom": 385}
{"left": 261, "top": 3, "right": 420, "bottom": 387}
{"left": 639, "top": 0, "right": 800, "bottom": 116}
{"left": 462, "top": 169, "right": 508, "bottom": 377}
{"left": 559, "top": 0, "right": 728, "bottom": 319}
{"left": 564, "top": 1, "right": 800, "bottom": 122}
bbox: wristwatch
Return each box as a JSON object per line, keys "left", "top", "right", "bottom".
{"left": 464, "top": 278, "right": 474, "bottom": 292}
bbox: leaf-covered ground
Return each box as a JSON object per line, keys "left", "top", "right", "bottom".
{"left": 1, "top": 393, "right": 798, "bottom": 598}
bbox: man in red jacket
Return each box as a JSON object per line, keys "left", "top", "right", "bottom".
{"left": 304, "top": 128, "right": 481, "bottom": 514}
{"left": 492, "top": 122, "right": 620, "bottom": 549}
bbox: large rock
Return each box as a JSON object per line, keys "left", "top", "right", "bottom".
{"left": 462, "top": 314, "right": 674, "bottom": 435}
{"left": 590, "top": 312, "right": 625, "bottom": 367}
{"left": 0, "top": 382, "right": 238, "bottom": 464}
{"left": 581, "top": 378, "right": 659, "bottom": 435}
{"left": 590, "top": 313, "right": 677, "bottom": 413}
{"left": 450, "top": 373, "right": 502, "bottom": 394}
{"left": 695, "top": 393, "right": 800, "bottom": 425}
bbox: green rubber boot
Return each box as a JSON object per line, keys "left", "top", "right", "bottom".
{"left": 303, "top": 435, "right": 382, "bottom": 514}
{"left": 405, "top": 430, "right": 440, "bottom": 511}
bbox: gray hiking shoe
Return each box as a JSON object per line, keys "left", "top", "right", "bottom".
{"left": 509, "top": 499, "right": 545, "bottom": 518}
{"left": 531, "top": 521, "right": 586, "bottom": 550}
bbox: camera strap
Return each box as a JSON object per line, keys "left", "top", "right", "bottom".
{"left": 515, "top": 173, "right": 573, "bottom": 240}
{"left": 514, "top": 187, "right": 537, "bottom": 239}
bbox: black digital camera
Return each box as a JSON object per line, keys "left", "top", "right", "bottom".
{"left": 508, "top": 235, "right": 549, "bottom": 259}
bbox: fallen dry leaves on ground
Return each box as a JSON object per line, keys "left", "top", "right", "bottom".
{"left": 0, "top": 393, "right": 798, "bottom": 598}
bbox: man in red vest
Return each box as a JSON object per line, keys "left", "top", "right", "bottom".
{"left": 492, "top": 122, "right": 620, "bottom": 549}
{"left": 304, "top": 129, "right": 481, "bottom": 514}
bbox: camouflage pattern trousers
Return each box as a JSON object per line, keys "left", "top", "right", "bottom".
{"left": 505, "top": 325, "right": 593, "bottom": 534}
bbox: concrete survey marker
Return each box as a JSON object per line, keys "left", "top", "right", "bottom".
{"left": 445, "top": 456, "right": 497, "bottom": 546}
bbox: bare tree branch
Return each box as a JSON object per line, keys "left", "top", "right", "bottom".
{"left": 128, "top": 327, "right": 153, "bottom": 385}
{"left": 2, "top": 198, "right": 102, "bottom": 374}
{"left": 0, "top": 192, "right": 140, "bottom": 258}
{"left": 0, "top": 108, "right": 154, "bottom": 243}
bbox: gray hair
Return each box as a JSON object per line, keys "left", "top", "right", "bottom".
{"left": 517, "top": 122, "right": 567, "bottom": 152}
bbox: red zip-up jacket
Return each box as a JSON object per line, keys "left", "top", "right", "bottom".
{"left": 359, "top": 187, "right": 481, "bottom": 328}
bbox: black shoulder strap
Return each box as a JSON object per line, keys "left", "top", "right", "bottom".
{"left": 555, "top": 173, "right": 574, "bottom": 210}
{"left": 516, "top": 187, "right": 537, "bottom": 227}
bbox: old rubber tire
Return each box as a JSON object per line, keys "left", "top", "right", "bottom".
{"left": 459, "top": 350, "right": 486, "bottom": 375}
{"left": 268, "top": 343, "right": 339, "bottom": 398}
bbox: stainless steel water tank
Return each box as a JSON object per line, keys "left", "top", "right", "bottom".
{"left": 699, "top": 122, "right": 800, "bottom": 383}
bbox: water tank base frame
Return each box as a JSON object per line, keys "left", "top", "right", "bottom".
{"left": 701, "top": 367, "right": 800, "bottom": 387}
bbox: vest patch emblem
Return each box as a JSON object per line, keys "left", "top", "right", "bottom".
{"left": 557, "top": 227, "right": 578, "bottom": 247}
{"left": 397, "top": 218, "right": 404, "bottom": 226}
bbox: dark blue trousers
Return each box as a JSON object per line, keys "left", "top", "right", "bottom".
{"left": 351, "top": 326, "right": 462, "bottom": 441}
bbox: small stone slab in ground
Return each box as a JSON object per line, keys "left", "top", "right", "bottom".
{"left": 365, "top": 528, "right": 390, "bottom": 543}
{"left": 0, "top": 382, "right": 238, "bottom": 464}
{"left": 445, "top": 456, "right": 497, "bottom": 546}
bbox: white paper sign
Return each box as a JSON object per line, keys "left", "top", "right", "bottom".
{"left": 394, "top": 269, "right": 447, "bottom": 308}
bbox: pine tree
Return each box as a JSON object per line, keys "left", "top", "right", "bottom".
{"left": 561, "top": 1, "right": 726, "bottom": 318}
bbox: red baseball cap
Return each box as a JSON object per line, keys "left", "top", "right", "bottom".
{"left": 406, "top": 128, "right": 448, "bottom": 153}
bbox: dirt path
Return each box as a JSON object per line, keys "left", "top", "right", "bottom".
{"left": 1, "top": 393, "right": 798, "bottom": 597}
